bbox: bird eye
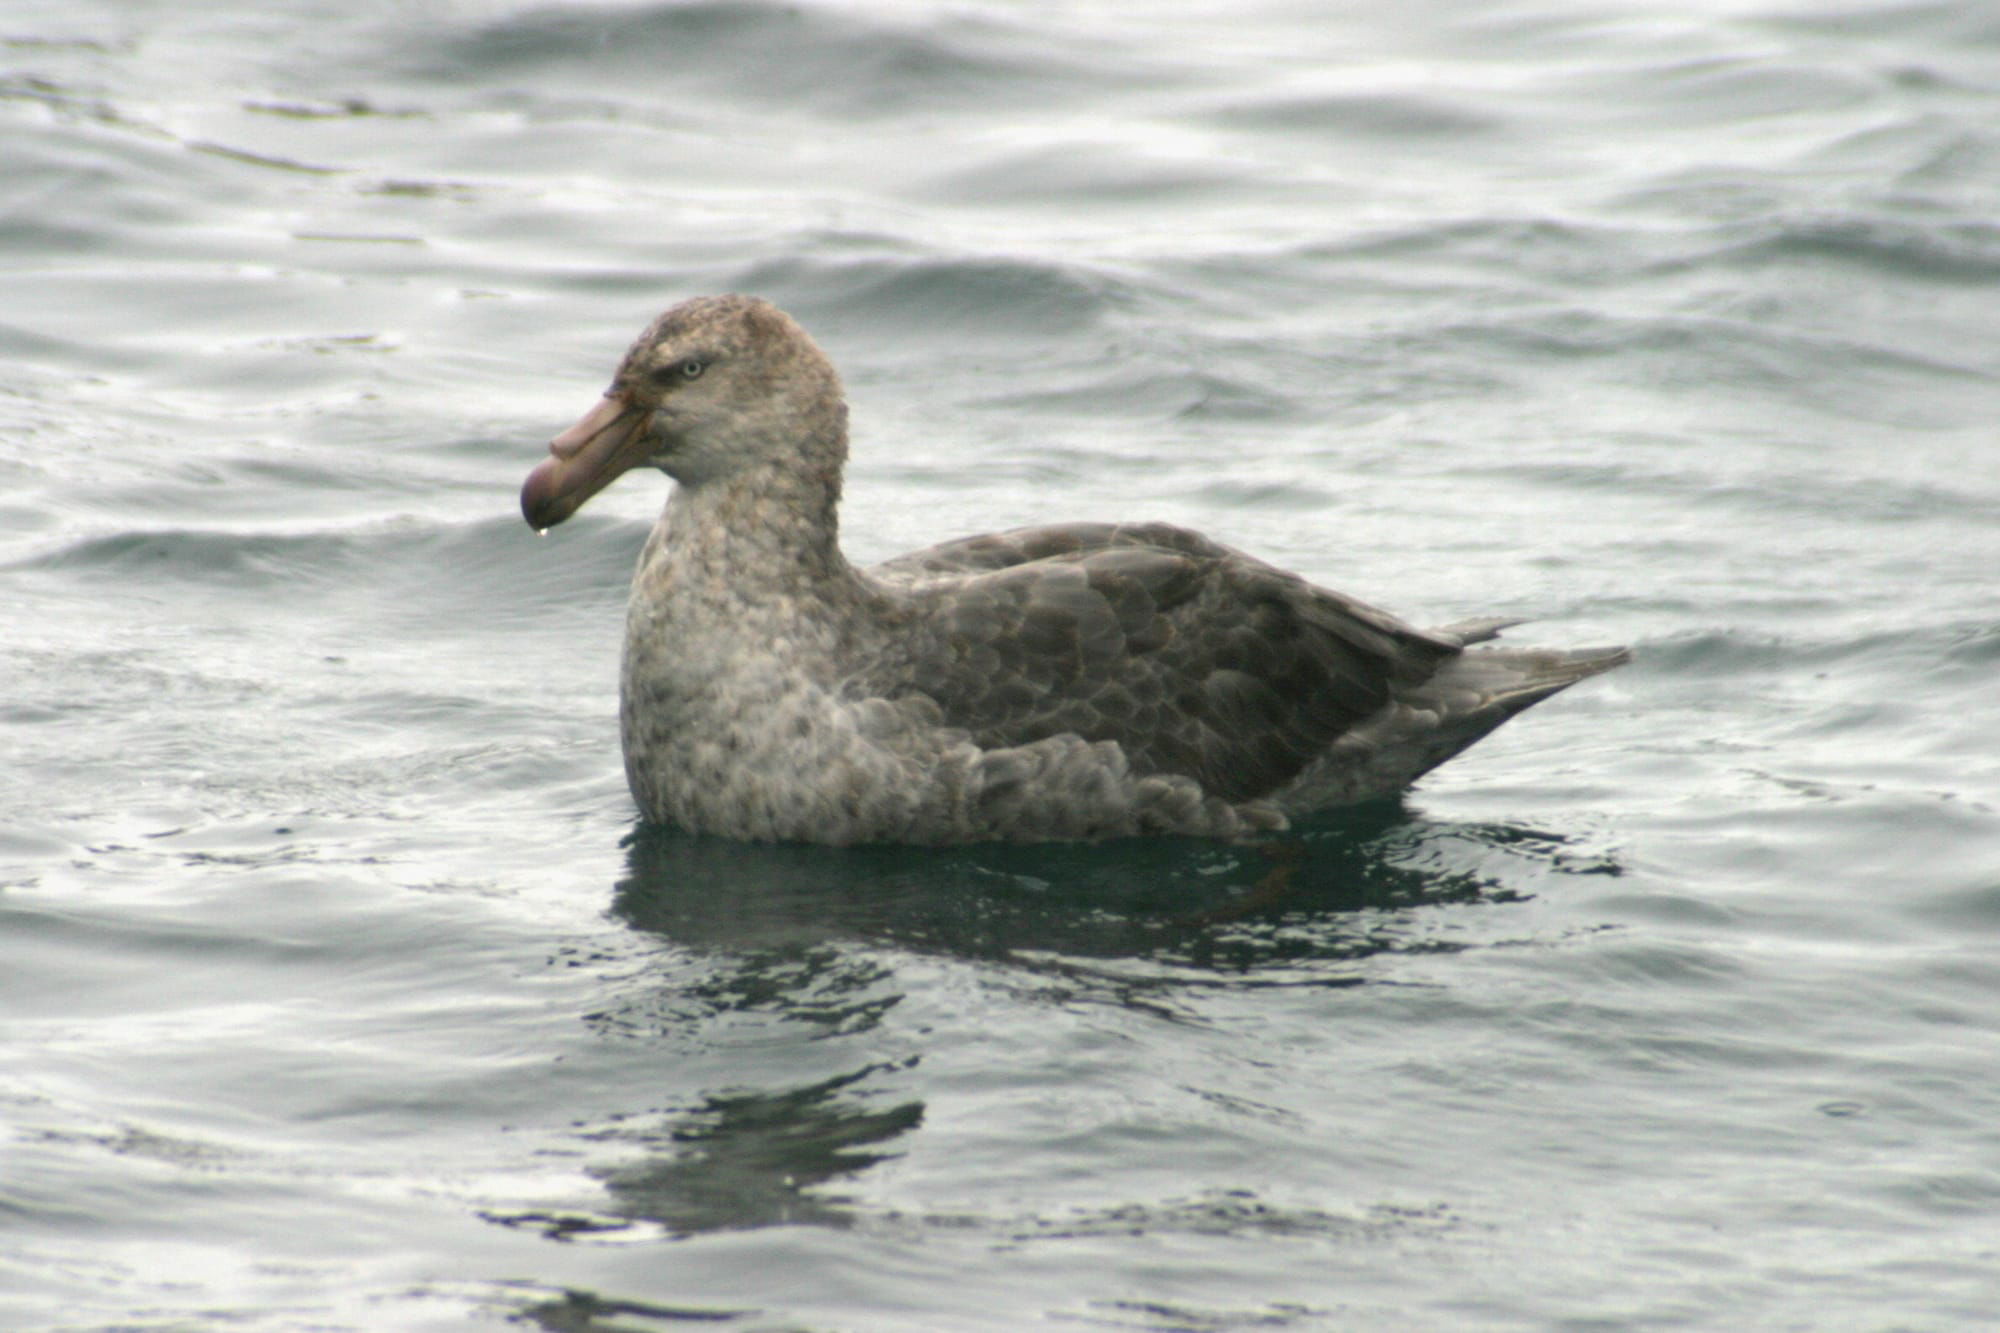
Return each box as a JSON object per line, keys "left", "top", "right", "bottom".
{"left": 645, "top": 358, "right": 707, "bottom": 390}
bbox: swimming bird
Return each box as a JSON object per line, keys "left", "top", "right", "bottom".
{"left": 521, "top": 295, "right": 1627, "bottom": 844}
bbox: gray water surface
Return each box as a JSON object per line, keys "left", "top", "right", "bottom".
{"left": 5, "top": 2, "right": 2000, "bottom": 1329}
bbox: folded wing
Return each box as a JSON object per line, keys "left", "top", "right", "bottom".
{"left": 871, "top": 522, "right": 1465, "bottom": 802}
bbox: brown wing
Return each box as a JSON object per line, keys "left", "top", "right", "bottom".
{"left": 870, "top": 523, "right": 1462, "bottom": 802}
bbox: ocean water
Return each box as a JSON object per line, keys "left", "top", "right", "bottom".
{"left": 4, "top": 1, "right": 1999, "bottom": 1329}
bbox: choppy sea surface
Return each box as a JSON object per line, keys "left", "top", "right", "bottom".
{"left": 5, "top": 2, "right": 2000, "bottom": 1329}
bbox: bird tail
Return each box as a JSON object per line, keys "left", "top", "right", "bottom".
{"left": 1272, "top": 629, "right": 1628, "bottom": 814}
{"left": 1389, "top": 633, "right": 1631, "bottom": 784}
{"left": 1431, "top": 615, "right": 1527, "bottom": 646}
{"left": 1427, "top": 640, "right": 1630, "bottom": 721}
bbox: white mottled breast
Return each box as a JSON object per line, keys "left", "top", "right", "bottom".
{"left": 618, "top": 541, "right": 968, "bottom": 843}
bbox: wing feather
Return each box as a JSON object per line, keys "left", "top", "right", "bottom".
{"left": 865, "top": 523, "right": 1460, "bottom": 802}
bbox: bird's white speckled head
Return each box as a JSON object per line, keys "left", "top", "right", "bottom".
{"left": 521, "top": 294, "right": 848, "bottom": 529}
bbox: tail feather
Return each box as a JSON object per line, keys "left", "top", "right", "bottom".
{"left": 1275, "top": 622, "right": 1629, "bottom": 814}
{"left": 1478, "top": 643, "right": 1632, "bottom": 706}
{"left": 1432, "top": 615, "right": 1527, "bottom": 646}
{"left": 1392, "top": 631, "right": 1630, "bottom": 783}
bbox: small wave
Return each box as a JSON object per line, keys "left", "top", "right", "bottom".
{"left": 1202, "top": 88, "right": 1504, "bottom": 139}
{"left": 1192, "top": 479, "right": 1335, "bottom": 511}
{"left": 1636, "top": 622, "right": 2000, "bottom": 680}
{"left": 968, "top": 364, "right": 1299, "bottom": 423}
{"left": 1459, "top": 445, "right": 1997, "bottom": 527}
{"left": 927, "top": 140, "right": 1255, "bottom": 207}
{"left": 1684, "top": 215, "right": 2000, "bottom": 286}
{"left": 14, "top": 514, "right": 641, "bottom": 631}
{"left": 1942, "top": 624, "right": 2000, "bottom": 666}
{"left": 735, "top": 248, "right": 1130, "bottom": 344}
{"left": 1575, "top": 55, "right": 1878, "bottom": 124}
{"left": 400, "top": 0, "right": 1136, "bottom": 117}
{"left": 20, "top": 527, "right": 358, "bottom": 586}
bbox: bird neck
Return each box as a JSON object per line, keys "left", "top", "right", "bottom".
{"left": 655, "top": 455, "right": 854, "bottom": 598}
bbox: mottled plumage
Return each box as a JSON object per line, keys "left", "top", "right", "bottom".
{"left": 521, "top": 295, "right": 1628, "bottom": 844}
